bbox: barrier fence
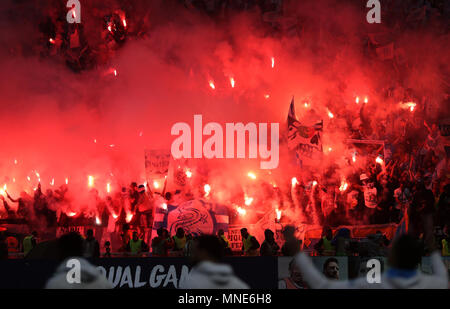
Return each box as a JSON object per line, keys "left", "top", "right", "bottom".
{"left": 0, "top": 256, "right": 448, "bottom": 289}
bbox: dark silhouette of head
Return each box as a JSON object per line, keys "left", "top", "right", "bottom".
{"left": 176, "top": 228, "right": 185, "bottom": 238}
{"left": 282, "top": 225, "right": 296, "bottom": 239}
{"left": 58, "top": 232, "right": 84, "bottom": 261}
{"left": 240, "top": 228, "right": 249, "bottom": 238}
{"left": 165, "top": 192, "right": 172, "bottom": 201}
{"left": 156, "top": 227, "right": 163, "bottom": 237}
{"left": 388, "top": 234, "right": 423, "bottom": 270}
{"left": 264, "top": 229, "right": 274, "bottom": 241}
{"left": 86, "top": 229, "right": 94, "bottom": 239}
{"left": 191, "top": 235, "right": 224, "bottom": 265}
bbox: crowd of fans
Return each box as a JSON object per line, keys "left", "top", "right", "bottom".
{"left": 0, "top": 0, "right": 448, "bottom": 260}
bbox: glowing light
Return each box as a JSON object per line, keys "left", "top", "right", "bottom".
{"left": 209, "top": 80, "right": 215, "bottom": 89}
{"left": 237, "top": 207, "right": 246, "bottom": 215}
{"left": 109, "top": 144, "right": 115, "bottom": 148}
{"left": 352, "top": 153, "right": 356, "bottom": 162}
{"left": 327, "top": 109, "right": 334, "bottom": 118}
{"left": 14, "top": 159, "right": 17, "bottom": 165}
{"left": 328, "top": 147, "right": 333, "bottom": 152}
{"left": 375, "top": 156, "right": 383, "bottom": 165}
{"left": 67, "top": 212, "right": 77, "bottom": 217}
{"left": 122, "top": 18, "right": 127, "bottom": 28}
{"left": 88, "top": 175, "right": 94, "bottom": 187}
{"left": 107, "top": 24, "right": 112, "bottom": 32}
{"left": 126, "top": 213, "right": 133, "bottom": 223}
{"left": 364, "top": 97, "right": 368, "bottom": 104}
{"left": 291, "top": 177, "right": 298, "bottom": 187}
{"left": 264, "top": 94, "right": 270, "bottom": 99}
{"left": 244, "top": 195, "right": 253, "bottom": 206}
{"left": 355, "top": 97, "right": 359, "bottom": 104}
{"left": 112, "top": 213, "right": 118, "bottom": 219}
{"left": 247, "top": 172, "right": 257, "bottom": 180}
{"left": 204, "top": 184, "right": 211, "bottom": 197}
{"left": 94, "top": 139, "right": 97, "bottom": 143}
{"left": 27, "top": 176, "right": 31, "bottom": 182}
{"left": 50, "top": 178, "right": 55, "bottom": 186}
{"left": 35, "top": 171, "right": 40, "bottom": 178}
{"left": 304, "top": 102, "right": 309, "bottom": 108}
{"left": 410, "top": 105, "right": 415, "bottom": 112}
{"left": 113, "top": 69, "right": 117, "bottom": 77}
{"left": 95, "top": 217, "right": 101, "bottom": 225}
{"left": 339, "top": 179, "right": 348, "bottom": 192}
{"left": 161, "top": 203, "right": 167, "bottom": 210}
{"left": 153, "top": 181, "right": 159, "bottom": 189}
{"left": 49, "top": 38, "right": 55, "bottom": 44}
{"left": 312, "top": 180, "right": 318, "bottom": 186}
{"left": 230, "top": 77, "right": 235, "bottom": 88}
{"left": 106, "top": 183, "right": 111, "bottom": 193}
{"left": 0, "top": 184, "right": 6, "bottom": 197}
{"left": 271, "top": 57, "right": 275, "bottom": 68}
{"left": 275, "top": 209, "right": 282, "bottom": 221}
{"left": 65, "top": 178, "right": 69, "bottom": 185}
{"left": 12, "top": 178, "right": 15, "bottom": 183}
{"left": 185, "top": 170, "right": 192, "bottom": 178}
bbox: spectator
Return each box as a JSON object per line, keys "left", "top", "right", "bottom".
{"left": 217, "top": 229, "right": 232, "bottom": 256}
{"left": 323, "top": 258, "right": 340, "bottom": 280}
{"left": 82, "top": 229, "right": 100, "bottom": 259}
{"left": 409, "top": 182, "right": 436, "bottom": 252}
{"left": 151, "top": 228, "right": 171, "bottom": 256}
{"left": 281, "top": 225, "right": 301, "bottom": 256}
{"left": 183, "top": 233, "right": 195, "bottom": 257}
{"left": 23, "top": 231, "right": 38, "bottom": 257}
{"left": 278, "top": 258, "right": 307, "bottom": 289}
{"left": 103, "top": 241, "right": 111, "bottom": 258}
{"left": 240, "top": 228, "right": 260, "bottom": 256}
{"left": 295, "top": 234, "right": 448, "bottom": 288}
{"left": 127, "top": 231, "right": 148, "bottom": 255}
{"left": 260, "top": 229, "right": 280, "bottom": 256}
{"left": 315, "top": 226, "right": 335, "bottom": 256}
{"left": 172, "top": 228, "right": 187, "bottom": 251}
{"left": 179, "top": 235, "right": 249, "bottom": 289}
{"left": 45, "top": 232, "right": 112, "bottom": 289}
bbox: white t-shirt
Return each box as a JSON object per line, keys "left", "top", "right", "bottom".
{"left": 363, "top": 185, "right": 377, "bottom": 208}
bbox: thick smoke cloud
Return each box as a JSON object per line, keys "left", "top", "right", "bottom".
{"left": 0, "top": 0, "right": 448, "bottom": 219}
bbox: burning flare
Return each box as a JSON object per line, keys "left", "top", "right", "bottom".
{"left": 230, "top": 77, "right": 235, "bottom": 88}
{"left": 339, "top": 179, "right": 349, "bottom": 192}
{"left": 88, "top": 175, "right": 94, "bottom": 187}
{"left": 237, "top": 206, "right": 246, "bottom": 216}
{"left": 375, "top": 156, "right": 384, "bottom": 165}
{"left": 244, "top": 195, "right": 253, "bottom": 206}
{"left": 275, "top": 209, "right": 282, "bottom": 221}
{"left": 204, "top": 184, "right": 211, "bottom": 197}
{"left": 247, "top": 172, "right": 256, "bottom": 180}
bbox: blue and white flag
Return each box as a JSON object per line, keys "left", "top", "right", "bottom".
{"left": 151, "top": 199, "right": 229, "bottom": 238}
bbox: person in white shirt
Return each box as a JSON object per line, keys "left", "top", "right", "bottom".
{"left": 295, "top": 234, "right": 448, "bottom": 289}
{"left": 179, "top": 235, "right": 249, "bottom": 289}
